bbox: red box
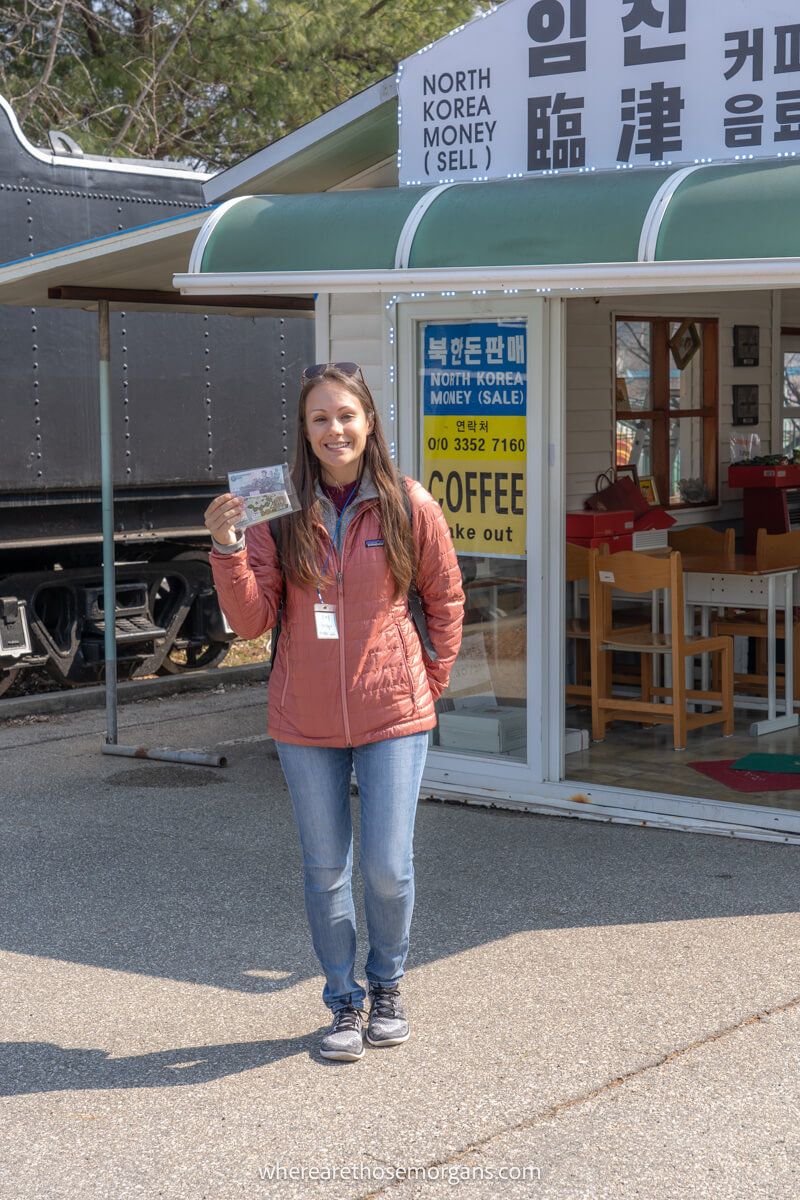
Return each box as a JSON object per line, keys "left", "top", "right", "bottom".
{"left": 728, "top": 464, "right": 800, "bottom": 489}
{"left": 566, "top": 510, "right": 635, "bottom": 537}
{"left": 633, "top": 507, "right": 675, "bottom": 531}
{"left": 567, "top": 533, "right": 633, "bottom": 552}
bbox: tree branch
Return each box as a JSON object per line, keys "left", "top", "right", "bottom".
{"left": 79, "top": 7, "right": 105, "bottom": 57}
{"left": 18, "top": 0, "right": 68, "bottom": 120}
{"left": 108, "top": 0, "right": 208, "bottom": 152}
{"left": 361, "top": 0, "right": 394, "bottom": 18}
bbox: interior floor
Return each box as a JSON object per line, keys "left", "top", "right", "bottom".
{"left": 565, "top": 707, "right": 800, "bottom": 812}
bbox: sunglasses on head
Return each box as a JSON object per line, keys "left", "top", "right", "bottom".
{"left": 301, "top": 361, "right": 363, "bottom": 382}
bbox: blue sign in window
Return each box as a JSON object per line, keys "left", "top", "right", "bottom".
{"left": 422, "top": 320, "right": 528, "bottom": 418}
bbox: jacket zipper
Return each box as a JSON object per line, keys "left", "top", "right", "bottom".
{"left": 336, "top": 569, "right": 352, "bottom": 746}
{"left": 320, "top": 500, "right": 378, "bottom": 749}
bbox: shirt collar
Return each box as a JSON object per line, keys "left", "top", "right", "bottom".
{"left": 314, "top": 463, "right": 380, "bottom": 506}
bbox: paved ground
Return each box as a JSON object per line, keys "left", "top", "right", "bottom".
{"left": 1, "top": 679, "right": 798, "bottom": 1199}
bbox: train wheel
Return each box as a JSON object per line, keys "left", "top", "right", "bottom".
{"left": 158, "top": 639, "right": 231, "bottom": 674}
{"left": 150, "top": 550, "right": 232, "bottom": 676}
{"left": 0, "top": 666, "right": 20, "bottom": 697}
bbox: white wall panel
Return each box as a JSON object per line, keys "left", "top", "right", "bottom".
{"left": 328, "top": 291, "right": 388, "bottom": 429}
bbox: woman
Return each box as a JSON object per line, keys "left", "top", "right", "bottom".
{"left": 204, "top": 363, "right": 464, "bottom": 1062}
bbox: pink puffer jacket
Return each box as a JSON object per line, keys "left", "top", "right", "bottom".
{"left": 210, "top": 477, "right": 465, "bottom": 747}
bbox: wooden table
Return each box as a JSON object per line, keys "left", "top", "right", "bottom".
{"left": 670, "top": 552, "right": 799, "bottom": 737}
{"left": 566, "top": 544, "right": 799, "bottom": 736}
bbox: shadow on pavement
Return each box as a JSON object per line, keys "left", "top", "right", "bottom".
{"left": 1, "top": 739, "right": 798, "bottom": 1000}
{"left": 0, "top": 1031, "right": 347, "bottom": 1097}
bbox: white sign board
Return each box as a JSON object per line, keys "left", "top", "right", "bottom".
{"left": 398, "top": 0, "right": 800, "bottom": 184}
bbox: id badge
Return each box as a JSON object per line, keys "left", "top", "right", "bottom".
{"left": 314, "top": 603, "right": 339, "bottom": 639}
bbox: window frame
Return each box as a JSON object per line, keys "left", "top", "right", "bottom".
{"left": 396, "top": 294, "right": 550, "bottom": 786}
{"left": 780, "top": 331, "right": 800, "bottom": 455}
{"left": 615, "top": 315, "right": 719, "bottom": 510}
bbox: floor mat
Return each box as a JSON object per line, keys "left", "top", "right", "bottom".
{"left": 688, "top": 759, "right": 800, "bottom": 793}
{"left": 731, "top": 752, "right": 800, "bottom": 775}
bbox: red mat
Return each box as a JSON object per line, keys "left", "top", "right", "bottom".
{"left": 689, "top": 759, "right": 800, "bottom": 793}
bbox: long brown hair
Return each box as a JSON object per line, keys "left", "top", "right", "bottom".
{"left": 277, "top": 365, "right": 415, "bottom": 599}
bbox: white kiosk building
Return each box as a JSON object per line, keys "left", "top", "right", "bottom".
{"left": 4, "top": 0, "right": 800, "bottom": 841}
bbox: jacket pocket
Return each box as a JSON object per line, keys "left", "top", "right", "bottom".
{"left": 393, "top": 619, "right": 418, "bottom": 713}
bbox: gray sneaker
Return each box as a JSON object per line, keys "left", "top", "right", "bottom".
{"left": 319, "top": 1005, "right": 367, "bottom": 1061}
{"left": 366, "top": 985, "right": 409, "bottom": 1048}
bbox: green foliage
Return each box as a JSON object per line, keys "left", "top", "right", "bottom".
{"left": 0, "top": 0, "right": 492, "bottom": 168}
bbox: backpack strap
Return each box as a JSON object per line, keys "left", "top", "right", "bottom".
{"left": 401, "top": 477, "right": 439, "bottom": 663}
{"left": 269, "top": 517, "right": 287, "bottom": 670}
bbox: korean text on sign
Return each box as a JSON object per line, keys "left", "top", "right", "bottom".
{"left": 422, "top": 320, "right": 527, "bottom": 558}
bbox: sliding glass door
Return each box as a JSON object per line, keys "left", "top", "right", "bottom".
{"left": 397, "top": 297, "right": 548, "bottom": 792}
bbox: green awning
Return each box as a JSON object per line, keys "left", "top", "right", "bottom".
{"left": 656, "top": 159, "right": 800, "bottom": 261}
{"left": 1, "top": 159, "right": 799, "bottom": 308}
{"left": 194, "top": 170, "right": 675, "bottom": 274}
{"left": 199, "top": 187, "right": 430, "bottom": 273}
{"left": 176, "top": 158, "right": 800, "bottom": 296}
{"left": 407, "top": 169, "right": 674, "bottom": 268}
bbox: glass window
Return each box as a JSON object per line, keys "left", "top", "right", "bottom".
{"left": 440, "top": 555, "right": 527, "bottom": 759}
{"left": 668, "top": 320, "right": 704, "bottom": 411}
{"left": 616, "top": 320, "right": 651, "bottom": 410}
{"left": 783, "top": 348, "right": 800, "bottom": 455}
{"left": 419, "top": 317, "right": 527, "bottom": 762}
{"left": 669, "top": 416, "right": 706, "bottom": 504}
{"left": 616, "top": 417, "right": 652, "bottom": 477}
{"left": 615, "top": 317, "right": 718, "bottom": 509}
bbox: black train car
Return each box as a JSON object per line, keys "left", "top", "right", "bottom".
{"left": 0, "top": 97, "right": 312, "bottom": 692}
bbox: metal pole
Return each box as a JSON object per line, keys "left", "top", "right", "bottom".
{"left": 95, "top": 300, "right": 226, "bottom": 769}
{"left": 98, "top": 300, "right": 118, "bottom": 744}
{"left": 786, "top": 571, "right": 795, "bottom": 715}
{"left": 101, "top": 744, "right": 227, "bottom": 768}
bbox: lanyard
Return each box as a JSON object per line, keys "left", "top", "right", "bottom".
{"left": 318, "top": 480, "right": 360, "bottom": 602}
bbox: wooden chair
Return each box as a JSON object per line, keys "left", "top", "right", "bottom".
{"left": 668, "top": 526, "right": 735, "bottom": 557}
{"left": 711, "top": 528, "right": 800, "bottom": 699}
{"left": 565, "top": 541, "right": 595, "bottom": 705}
{"left": 669, "top": 527, "right": 735, "bottom": 637}
{"left": 755, "top": 527, "right": 800, "bottom": 572}
{"left": 566, "top": 542, "right": 650, "bottom": 707}
{"left": 589, "top": 549, "right": 734, "bottom": 750}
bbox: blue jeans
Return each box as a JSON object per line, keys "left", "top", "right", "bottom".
{"left": 275, "top": 732, "right": 429, "bottom": 1013}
